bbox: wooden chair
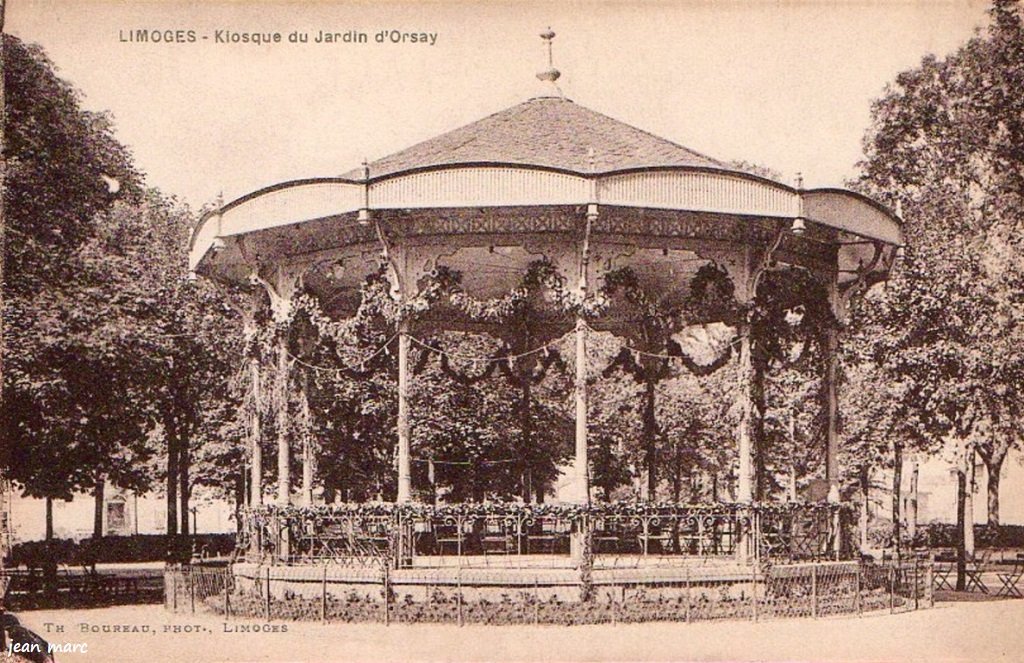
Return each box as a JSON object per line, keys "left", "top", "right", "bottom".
{"left": 480, "top": 519, "right": 514, "bottom": 555}
{"left": 432, "top": 523, "right": 464, "bottom": 556}
{"left": 637, "top": 526, "right": 672, "bottom": 556}
{"left": 591, "top": 519, "right": 623, "bottom": 554}
{"left": 525, "top": 519, "right": 565, "bottom": 554}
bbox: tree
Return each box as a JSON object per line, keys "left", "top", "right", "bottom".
{"left": 2, "top": 35, "right": 143, "bottom": 537}
{"left": 83, "top": 192, "right": 242, "bottom": 548}
{"left": 855, "top": 0, "right": 1024, "bottom": 540}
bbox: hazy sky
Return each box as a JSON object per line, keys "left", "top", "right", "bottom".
{"left": 8, "top": 1, "right": 991, "bottom": 210}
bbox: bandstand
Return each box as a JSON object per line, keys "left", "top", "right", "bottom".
{"left": 188, "top": 31, "right": 902, "bottom": 608}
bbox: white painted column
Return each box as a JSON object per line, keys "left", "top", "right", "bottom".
{"left": 251, "top": 267, "right": 299, "bottom": 563}
{"left": 735, "top": 316, "right": 754, "bottom": 504}
{"left": 276, "top": 333, "right": 291, "bottom": 506}
{"left": 824, "top": 322, "right": 840, "bottom": 504}
{"left": 249, "top": 357, "right": 263, "bottom": 508}
{"left": 396, "top": 321, "right": 412, "bottom": 503}
{"left": 300, "top": 377, "right": 314, "bottom": 507}
{"left": 573, "top": 315, "right": 590, "bottom": 504}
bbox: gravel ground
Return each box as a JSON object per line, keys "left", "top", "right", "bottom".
{"left": 12, "top": 599, "right": 1024, "bottom": 663}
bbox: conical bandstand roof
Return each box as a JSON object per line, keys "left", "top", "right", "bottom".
{"left": 345, "top": 96, "right": 728, "bottom": 180}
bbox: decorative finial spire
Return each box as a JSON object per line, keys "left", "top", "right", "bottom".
{"left": 536, "top": 27, "right": 563, "bottom": 97}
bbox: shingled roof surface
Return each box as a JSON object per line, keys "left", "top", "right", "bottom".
{"left": 347, "top": 96, "right": 727, "bottom": 179}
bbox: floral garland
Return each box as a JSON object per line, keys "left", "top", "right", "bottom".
{"left": 600, "top": 266, "right": 667, "bottom": 326}
{"left": 247, "top": 499, "right": 849, "bottom": 525}
{"left": 421, "top": 260, "right": 610, "bottom": 322}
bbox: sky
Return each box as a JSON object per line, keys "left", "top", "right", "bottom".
{"left": 7, "top": 0, "right": 992, "bottom": 211}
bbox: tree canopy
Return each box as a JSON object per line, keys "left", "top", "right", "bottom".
{"left": 851, "top": 0, "right": 1024, "bottom": 528}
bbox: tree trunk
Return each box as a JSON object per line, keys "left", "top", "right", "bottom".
{"left": 908, "top": 461, "right": 919, "bottom": 542}
{"left": 892, "top": 441, "right": 902, "bottom": 555}
{"left": 965, "top": 448, "right": 975, "bottom": 558}
{"left": 956, "top": 467, "right": 966, "bottom": 591}
{"left": 751, "top": 350, "right": 768, "bottom": 501}
{"left": 982, "top": 443, "right": 1008, "bottom": 531}
{"left": 859, "top": 464, "right": 870, "bottom": 552}
{"left": 643, "top": 377, "right": 657, "bottom": 501}
{"left": 787, "top": 410, "right": 797, "bottom": 502}
{"left": 671, "top": 440, "right": 681, "bottom": 504}
{"left": 44, "top": 497, "right": 56, "bottom": 597}
{"left": 179, "top": 437, "right": 190, "bottom": 536}
{"left": 93, "top": 477, "right": 105, "bottom": 539}
{"left": 166, "top": 429, "right": 178, "bottom": 537}
{"left": 671, "top": 440, "right": 681, "bottom": 554}
{"left": 913, "top": 465, "right": 921, "bottom": 541}
{"left": 987, "top": 462, "right": 1001, "bottom": 531}
{"left": 234, "top": 471, "right": 245, "bottom": 533}
{"left": 519, "top": 375, "right": 533, "bottom": 503}
{"left": 45, "top": 496, "right": 53, "bottom": 540}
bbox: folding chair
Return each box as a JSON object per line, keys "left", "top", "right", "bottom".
{"left": 933, "top": 562, "right": 955, "bottom": 591}
{"left": 965, "top": 550, "right": 991, "bottom": 594}
{"left": 996, "top": 562, "right": 1024, "bottom": 598}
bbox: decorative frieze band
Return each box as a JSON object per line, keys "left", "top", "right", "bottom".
{"left": 190, "top": 166, "right": 899, "bottom": 274}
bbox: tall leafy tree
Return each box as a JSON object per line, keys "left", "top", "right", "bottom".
{"left": 85, "top": 193, "right": 243, "bottom": 543}
{"left": 2, "top": 35, "right": 143, "bottom": 537}
{"left": 854, "top": 0, "right": 1024, "bottom": 536}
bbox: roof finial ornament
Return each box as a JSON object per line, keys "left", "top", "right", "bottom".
{"left": 536, "top": 27, "right": 564, "bottom": 98}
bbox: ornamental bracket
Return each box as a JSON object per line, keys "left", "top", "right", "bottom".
{"left": 831, "top": 240, "right": 885, "bottom": 326}
{"left": 735, "top": 222, "right": 788, "bottom": 309}
{"left": 249, "top": 264, "right": 302, "bottom": 323}
{"left": 373, "top": 218, "right": 404, "bottom": 303}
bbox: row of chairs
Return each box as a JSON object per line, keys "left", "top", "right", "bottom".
{"left": 932, "top": 549, "right": 1024, "bottom": 597}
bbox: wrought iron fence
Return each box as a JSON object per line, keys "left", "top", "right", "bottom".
{"left": 165, "top": 554, "right": 932, "bottom": 625}
{"left": 236, "top": 502, "right": 849, "bottom": 567}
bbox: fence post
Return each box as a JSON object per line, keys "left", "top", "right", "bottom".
{"left": 456, "top": 571, "right": 464, "bottom": 627}
{"left": 189, "top": 568, "right": 196, "bottom": 614}
{"left": 888, "top": 565, "right": 895, "bottom": 614}
{"left": 171, "top": 570, "right": 178, "bottom": 612}
{"left": 223, "top": 574, "right": 230, "bottom": 619}
{"left": 751, "top": 564, "right": 758, "bottom": 622}
{"left": 926, "top": 555, "right": 935, "bottom": 608}
{"left": 913, "top": 556, "right": 919, "bottom": 610}
{"left": 610, "top": 583, "right": 617, "bottom": 626}
{"left": 534, "top": 577, "right": 540, "bottom": 625}
{"left": 265, "top": 567, "right": 271, "bottom": 620}
{"left": 321, "top": 565, "right": 327, "bottom": 624}
{"left": 855, "top": 564, "right": 862, "bottom": 616}
{"left": 685, "top": 566, "right": 691, "bottom": 623}
{"left": 383, "top": 563, "right": 391, "bottom": 626}
{"left": 811, "top": 564, "right": 818, "bottom": 619}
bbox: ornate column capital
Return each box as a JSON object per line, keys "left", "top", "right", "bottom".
{"left": 250, "top": 264, "right": 302, "bottom": 324}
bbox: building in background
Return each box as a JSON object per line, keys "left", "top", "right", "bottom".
{"left": 8, "top": 492, "right": 234, "bottom": 543}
